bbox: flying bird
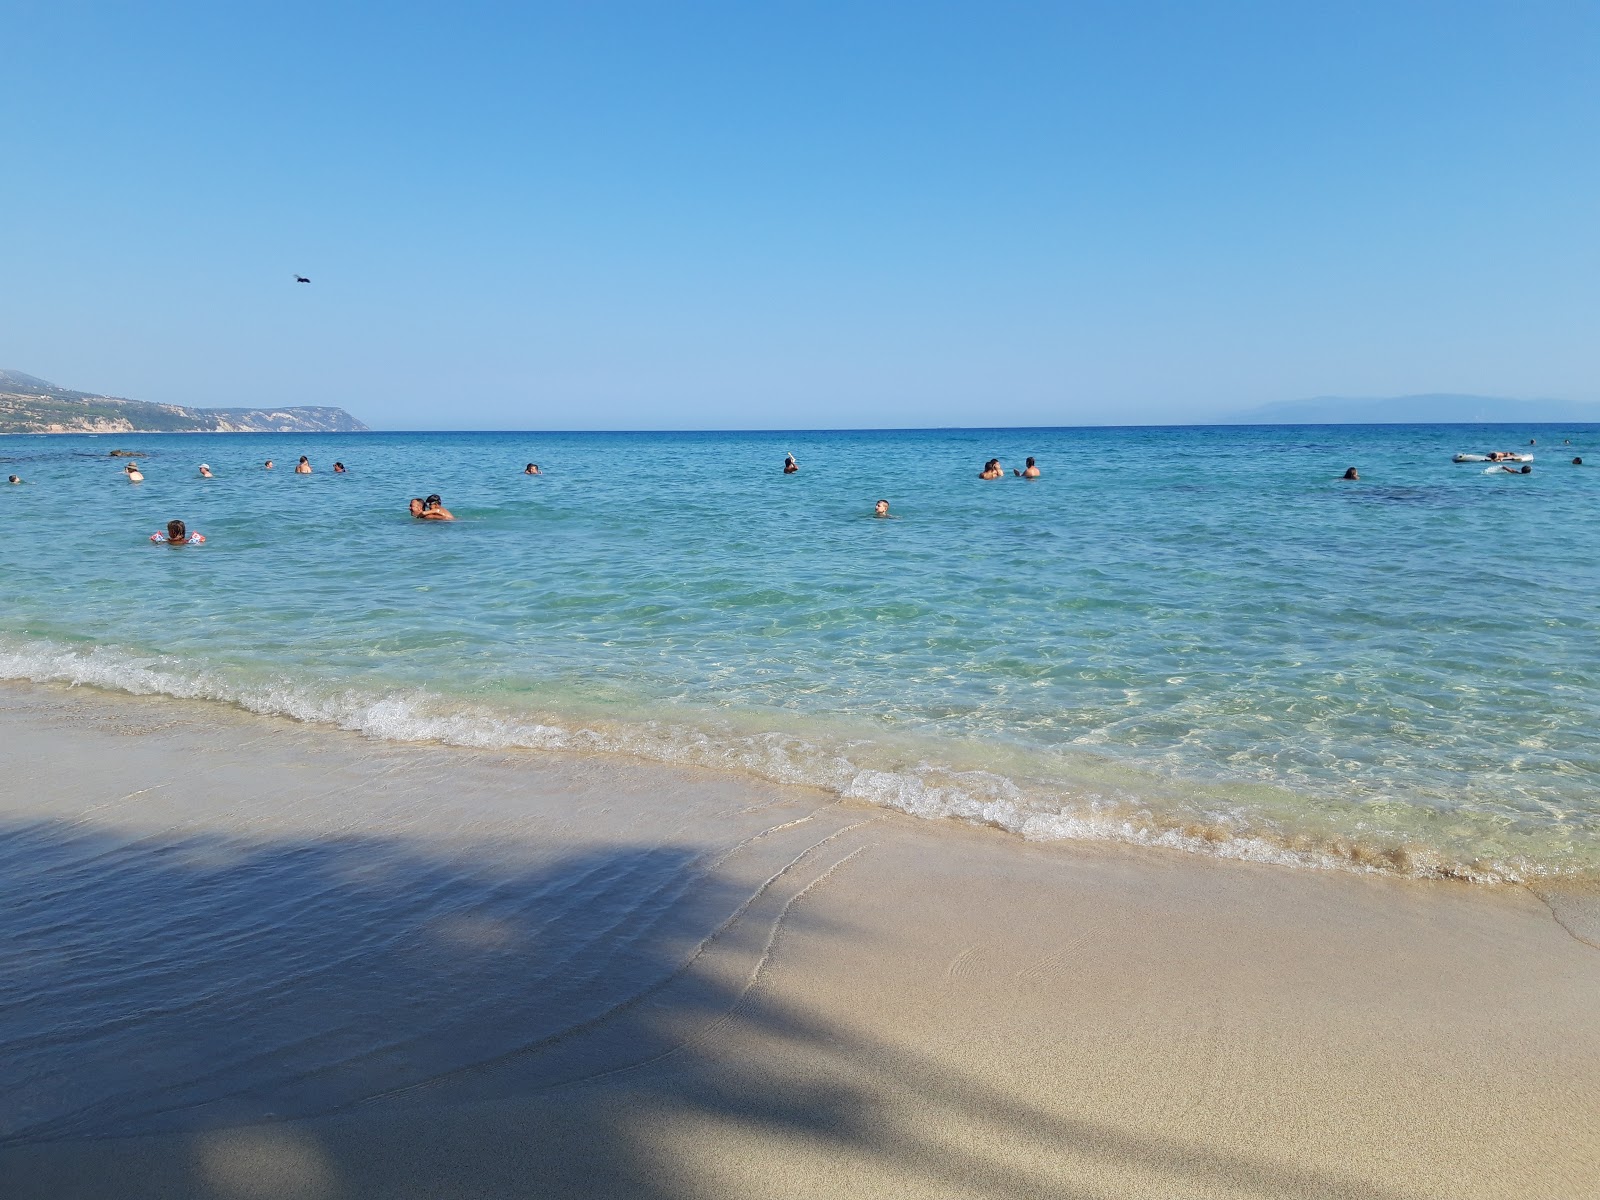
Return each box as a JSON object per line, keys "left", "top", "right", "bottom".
{"left": 294, "top": 275, "right": 311, "bottom": 283}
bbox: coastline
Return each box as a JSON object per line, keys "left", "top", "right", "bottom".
{"left": 2, "top": 680, "right": 1596, "bottom": 1198}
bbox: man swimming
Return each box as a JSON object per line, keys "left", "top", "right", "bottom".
{"left": 124, "top": 463, "right": 144, "bottom": 482}
{"left": 333, "top": 462, "right": 347, "bottom": 473}
{"left": 7, "top": 475, "right": 20, "bottom": 485}
{"left": 1342, "top": 467, "right": 1359, "bottom": 480}
{"left": 874, "top": 499, "right": 891, "bottom": 518}
{"left": 295, "top": 456, "right": 312, "bottom": 474}
{"left": 979, "top": 459, "right": 1004, "bottom": 479}
{"left": 264, "top": 460, "right": 274, "bottom": 470}
{"left": 783, "top": 454, "right": 799, "bottom": 474}
{"left": 1013, "top": 457, "right": 1040, "bottom": 478}
{"left": 524, "top": 463, "right": 541, "bottom": 475}
{"left": 198, "top": 464, "right": 214, "bottom": 478}
{"left": 420, "top": 494, "right": 455, "bottom": 520}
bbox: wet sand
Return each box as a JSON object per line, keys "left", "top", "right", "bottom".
{"left": 1, "top": 681, "right": 1596, "bottom": 1198}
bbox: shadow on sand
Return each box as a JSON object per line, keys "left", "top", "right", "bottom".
{"left": 0, "top": 818, "right": 1407, "bottom": 1199}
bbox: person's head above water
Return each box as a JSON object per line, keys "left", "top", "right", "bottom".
{"left": 7, "top": 475, "right": 19, "bottom": 484}
{"left": 1521, "top": 464, "right": 1533, "bottom": 473}
{"left": 198, "top": 464, "right": 213, "bottom": 477}
{"left": 408, "top": 498, "right": 425, "bottom": 517}
{"left": 333, "top": 462, "right": 346, "bottom": 473}
{"left": 1343, "top": 467, "right": 1359, "bottom": 480}
{"left": 874, "top": 499, "right": 890, "bottom": 517}
{"left": 1574, "top": 457, "right": 1584, "bottom": 465}
{"left": 416, "top": 494, "right": 456, "bottom": 520}
{"left": 167, "top": 520, "right": 187, "bottom": 541}
{"left": 524, "top": 462, "right": 540, "bottom": 474}
{"left": 264, "top": 460, "right": 274, "bottom": 469}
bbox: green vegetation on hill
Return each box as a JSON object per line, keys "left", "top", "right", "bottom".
{"left": 0, "top": 370, "right": 369, "bottom": 434}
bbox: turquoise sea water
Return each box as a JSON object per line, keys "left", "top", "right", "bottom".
{"left": 3, "top": 425, "right": 1598, "bottom": 881}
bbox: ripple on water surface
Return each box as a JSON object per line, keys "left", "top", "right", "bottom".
{"left": 2, "top": 425, "right": 1599, "bottom": 881}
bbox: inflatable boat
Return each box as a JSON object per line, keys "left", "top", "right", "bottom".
{"left": 1453, "top": 453, "right": 1533, "bottom": 463}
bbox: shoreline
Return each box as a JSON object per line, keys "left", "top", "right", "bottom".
{"left": 2, "top": 679, "right": 1597, "bottom": 1197}
{"left": 1, "top": 641, "right": 1585, "bottom": 886}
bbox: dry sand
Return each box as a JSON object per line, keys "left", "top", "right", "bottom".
{"left": 1, "top": 681, "right": 1596, "bottom": 1199}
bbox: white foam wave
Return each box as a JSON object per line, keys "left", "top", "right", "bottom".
{"left": 0, "top": 635, "right": 1539, "bottom": 884}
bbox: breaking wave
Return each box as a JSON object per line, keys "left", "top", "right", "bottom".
{"left": 0, "top": 634, "right": 1559, "bottom": 885}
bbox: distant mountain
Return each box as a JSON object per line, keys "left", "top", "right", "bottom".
{"left": 1224, "top": 393, "right": 1600, "bottom": 425}
{"left": 0, "top": 370, "right": 370, "bottom": 434}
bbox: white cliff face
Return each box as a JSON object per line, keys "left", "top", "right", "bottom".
{"left": 0, "top": 375, "right": 369, "bottom": 435}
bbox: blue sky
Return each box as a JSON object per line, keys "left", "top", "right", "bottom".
{"left": 3, "top": 1, "right": 1597, "bottom": 429}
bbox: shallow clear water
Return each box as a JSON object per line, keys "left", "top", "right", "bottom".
{"left": 3, "top": 425, "right": 1598, "bottom": 880}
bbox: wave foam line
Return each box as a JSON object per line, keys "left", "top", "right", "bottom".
{"left": 0, "top": 636, "right": 1545, "bottom": 885}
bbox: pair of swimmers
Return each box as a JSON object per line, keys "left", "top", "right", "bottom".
{"left": 262, "top": 458, "right": 343, "bottom": 472}
{"left": 409, "top": 494, "right": 455, "bottom": 521}
{"left": 980, "top": 457, "right": 1041, "bottom": 479}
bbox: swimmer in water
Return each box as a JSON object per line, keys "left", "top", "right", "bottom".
{"left": 1013, "top": 457, "right": 1040, "bottom": 479}
{"left": 408, "top": 498, "right": 425, "bottom": 518}
{"left": 124, "top": 463, "right": 144, "bottom": 482}
{"left": 264, "top": 459, "right": 274, "bottom": 470}
{"left": 1342, "top": 467, "right": 1359, "bottom": 480}
{"left": 333, "top": 462, "right": 346, "bottom": 473}
{"left": 1574, "top": 457, "right": 1584, "bottom": 465}
{"left": 1497, "top": 464, "right": 1533, "bottom": 474}
{"left": 151, "top": 519, "right": 204, "bottom": 544}
{"left": 874, "top": 499, "right": 891, "bottom": 518}
{"left": 295, "top": 456, "right": 312, "bottom": 474}
{"left": 524, "top": 463, "right": 541, "bottom": 475}
{"left": 7, "top": 475, "right": 20, "bottom": 485}
{"left": 420, "top": 493, "right": 455, "bottom": 520}
{"left": 783, "top": 454, "right": 799, "bottom": 474}
{"left": 198, "top": 464, "right": 214, "bottom": 478}
{"left": 979, "top": 458, "right": 1004, "bottom": 480}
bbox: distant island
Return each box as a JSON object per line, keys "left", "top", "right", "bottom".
{"left": 0, "top": 370, "right": 370, "bottom": 434}
{"left": 1224, "top": 393, "right": 1600, "bottom": 425}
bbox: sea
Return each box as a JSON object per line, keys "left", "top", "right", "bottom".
{"left": 4, "top": 424, "right": 1598, "bottom": 884}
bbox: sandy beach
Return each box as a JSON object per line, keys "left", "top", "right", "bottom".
{"left": 1, "top": 679, "right": 1596, "bottom": 1199}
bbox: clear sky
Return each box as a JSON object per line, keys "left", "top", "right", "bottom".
{"left": 3, "top": 1, "right": 1597, "bottom": 429}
